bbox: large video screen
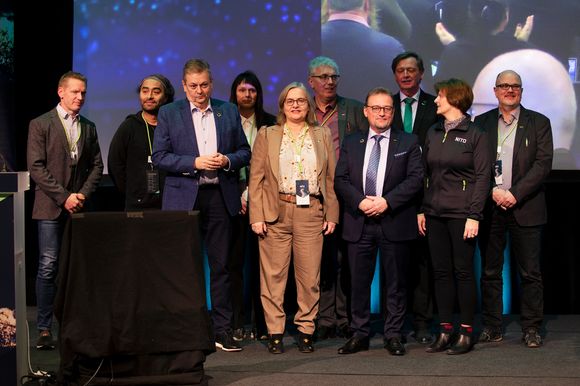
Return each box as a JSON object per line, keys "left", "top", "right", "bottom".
{"left": 75, "top": 0, "right": 580, "bottom": 170}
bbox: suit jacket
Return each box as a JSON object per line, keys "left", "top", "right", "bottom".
{"left": 248, "top": 125, "right": 339, "bottom": 225}
{"left": 335, "top": 95, "right": 368, "bottom": 143}
{"left": 27, "top": 108, "right": 103, "bottom": 220}
{"left": 474, "top": 105, "right": 553, "bottom": 226}
{"left": 335, "top": 129, "right": 423, "bottom": 243}
{"left": 392, "top": 90, "right": 438, "bottom": 147}
{"left": 152, "top": 98, "right": 251, "bottom": 216}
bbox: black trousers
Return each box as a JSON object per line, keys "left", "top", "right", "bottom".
{"left": 318, "top": 229, "right": 350, "bottom": 329}
{"left": 426, "top": 216, "right": 477, "bottom": 326}
{"left": 408, "top": 237, "right": 434, "bottom": 331}
{"left": 348, "top": 221, "right": 409, "bottom": 339}
{"left": 194, "top": 185, "right": 234, "bottom": 334}
{"left": 230, "top": 213, "right": 267, "bottom": 335}
{"left": 479, "top": 208, "right": 544, "bottom": 331}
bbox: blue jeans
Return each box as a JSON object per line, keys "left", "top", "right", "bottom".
{"left": 36, "top": 216, "right": 66, "bottom": 331}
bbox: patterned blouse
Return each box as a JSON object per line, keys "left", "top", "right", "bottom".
{"left": 278, "top": 124, "right": 320, "bottom": 195}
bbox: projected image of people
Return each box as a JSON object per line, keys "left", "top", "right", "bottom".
{"left": 319, "top": 0, "right": 580, "bottom": 169}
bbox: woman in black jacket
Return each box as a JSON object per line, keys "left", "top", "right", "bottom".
{"left": 418, "top": 78, "right": 490, "bottom": 355}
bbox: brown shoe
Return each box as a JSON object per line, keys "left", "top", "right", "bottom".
{"left": 36, "top": 330, "right": 55, "bottom": 350}
{"left": 522, "top": 328, "right": 542, "bottom": 348}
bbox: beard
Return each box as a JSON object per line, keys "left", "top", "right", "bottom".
{"left": 142, "top": 104, "right": 160, "bottom": 115}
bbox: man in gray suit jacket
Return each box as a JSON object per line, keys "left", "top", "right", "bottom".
{"left": 27, "top": 71, "right": 103, "bottom": 350}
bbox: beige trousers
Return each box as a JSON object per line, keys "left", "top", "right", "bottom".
{"left": 259, "top": 197, "right": 324, "bottom": 335}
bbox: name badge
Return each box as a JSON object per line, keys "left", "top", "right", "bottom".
{"left": 494, "top": 160, "right": 503, "bottom": 185}
{"left": 296, "top": 180, "right": 309, "bottom": 206}
{"left": 146, "top": 161, "right": 160, "bottom": 194}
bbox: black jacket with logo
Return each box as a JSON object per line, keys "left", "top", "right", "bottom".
{"left": 421, "top": 118, "right": 491, "bottom": 221}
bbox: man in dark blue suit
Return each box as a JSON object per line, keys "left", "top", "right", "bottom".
{"left": 335, "top": 87, "right": 423, "bottom": 355}
{"left": 153, "top": 59, "right": 251, "bottom": 352}
{"left": 390, "top": 51, "right": 439, "bottom": 344}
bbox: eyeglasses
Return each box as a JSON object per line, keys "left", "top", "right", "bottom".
{"left": 495, "top": 83, "right": 522, "bottom": 91}
{"left": 366, "top": 105, "right": 394, "bottom": 114}
{"left": 285, "top": 98, "right": 308, "bottom": 106}
{"left": 310, "top": 74, "right": 340, "bottom": 82}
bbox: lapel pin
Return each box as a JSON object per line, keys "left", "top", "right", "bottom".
{"left": 360, "top": 138, "right": 365, "bottom": 143}
{"left": 216, "top": 112, "right": 222, "bottom": 117}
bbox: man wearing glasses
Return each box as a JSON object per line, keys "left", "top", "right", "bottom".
{"left": 474, "top": 70, "right": 553, "bottom": 348}
{"left": 152, "top": 58, "right": 251, "bottom": 352}
{"left": 334, "top": 87, "right": 423, "bottom": 355}
{"left": 307, "top": 56, "right": 368, "bottom": 341}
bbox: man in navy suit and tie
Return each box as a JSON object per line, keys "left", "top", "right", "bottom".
{"left": 153, "top": 59, "right": 251, "bottom": 352}
{"left": 390, "top": 51, "right": 439, "bottom": 344}
{"left": 334, "top": 87, "right": 423, "bottom": 355}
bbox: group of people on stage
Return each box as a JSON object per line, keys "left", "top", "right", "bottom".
{"left": 28, "top": 48, "right": 552, "bottom": 358}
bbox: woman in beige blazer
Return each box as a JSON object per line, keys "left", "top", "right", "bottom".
{"left": 249, "top": 82, "right": 339, "bottom": 354}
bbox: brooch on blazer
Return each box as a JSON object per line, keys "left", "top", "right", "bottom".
{"left": 216, "top": 112, "right": 222, "bottom": 117}
{"left": 359, "top": 138, "right": 365, "bottom": 143}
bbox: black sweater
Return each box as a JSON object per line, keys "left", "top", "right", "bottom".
{"left": 108, "top": 112, "right": 164, "bottom": 210}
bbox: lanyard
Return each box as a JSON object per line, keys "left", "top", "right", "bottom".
{"left": 319, "top": 105, "right": 337, "bottom": 127}
{"left": 285, "top": 124, "right": 309, "bottom": 176}
{"left": 497, "top": 117, "right": 518, "bottom": 159}
{"left": 60, "top": 115, "right": 81, "bottom": 154}
{"left": 142, "top": 112, "right": 154, "bottom": 158}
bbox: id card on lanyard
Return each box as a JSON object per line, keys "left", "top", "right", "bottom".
{"left": 143, "top": 113, "right": 160, "bottom": 194}
{"left": 496, "top": 117, "right": 517, "bottom": 186}
{"left": 287, "top": 124, "right": 310, "bottom": 206}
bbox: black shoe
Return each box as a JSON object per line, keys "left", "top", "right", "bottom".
{"left": 316, "top": 325, "right": 335, "bottom": 340}
{"left": 415, "top": 329, "right": 433, "bottom": 344}
{"left": 297, "top": 333, "right": 314, "bottom": 353}
{"left": 479, "top": 326, "right": 503, "bottom": 343}
{"left": 232, "top": 328, "right": 245, "bottom": 342}
{"left": 447, "top": 333, "right": 472, "bottom": 355}
{"left": 268, "top": 334, "right": 285, "bottom": 354}
{"left": 337, "top": 324, "right": 353, "bottom": 339}
{"left": 522, "top": 328, "right": 542, "bottom": 348}
{"left": 338, "top": 336, "right": 369, "bottom": 354}
{"left": 249, "top": 328, "right": 269, "bottom": 341}
{"left": 426, "top": 332, "right": 452, "bottom": 353}
{"left": 36, "top": 330, "right": 55, "bottom": 350}
{"left": 215, "top": 332, "right": 242, "bottom": 352}
{"left": 384, "top": 337, "right": 406, "bottom": 356}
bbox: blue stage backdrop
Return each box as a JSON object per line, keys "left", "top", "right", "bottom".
{"left": 73, "top": 0, "right": 580, "bottom": 313}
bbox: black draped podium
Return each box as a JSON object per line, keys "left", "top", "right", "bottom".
{"left": 55, "top": 211, "right": 214, "bottom": 385}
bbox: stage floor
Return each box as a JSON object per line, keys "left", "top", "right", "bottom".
{"left": 27, "top": 308, "right": 580, "bottom": 385}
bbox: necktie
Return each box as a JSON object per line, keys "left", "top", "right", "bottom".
{"left": 403, "top": 97, "right": 414, "bottom": 134}
{"left": 365, "top": 135, "right": 383, "bottom": 196}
